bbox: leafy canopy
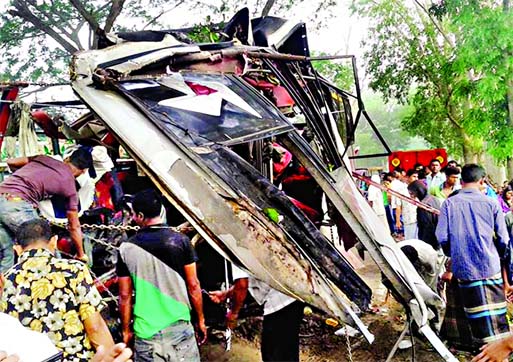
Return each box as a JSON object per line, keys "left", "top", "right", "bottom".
{"left": 352, "top": 0, "right": 513, "bottom": 163}
{"left": 0, "top": 0, "right": 335, "bottom": 82}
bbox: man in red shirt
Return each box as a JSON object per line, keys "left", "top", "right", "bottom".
{"left": 0, "top": 148, "right": 92, "bottom": 271}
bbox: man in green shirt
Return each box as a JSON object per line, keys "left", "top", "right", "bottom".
{"left": 429, "top": 167, "right": 461, "bottom": 202}
{"left": 117, "top": 190, "right": 206, "bottom": 361}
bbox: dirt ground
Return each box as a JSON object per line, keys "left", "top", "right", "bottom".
{"left": 200, "top": 258, "right": 475, "bottom": 362}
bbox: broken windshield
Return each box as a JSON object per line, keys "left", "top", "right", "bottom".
{"left": 117, "top": 72, "right": 294, "bottom": 147}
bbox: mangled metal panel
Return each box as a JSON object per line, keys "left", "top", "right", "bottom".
{"left": 116, "top": 73, "right": 292, "bottom": 146}
{"left": 69, "top": 16, "right": 460, "bottom": 358}
{"left": 71, "top": 66, "right": 374, "bottom": 341}
{"left": 283, "top": 132, "right": 455, "bottom": 361}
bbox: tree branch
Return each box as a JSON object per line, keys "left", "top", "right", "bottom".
{"left": 413, "top": 0, "right": 455, "bottom": 48}
{"left": 142, "top": 0, "right": 185, "bottom": 30}
{"left": 22, "top": 0, "right": 78, "bottom": 45}
{"left": 261, "top": 0, "right": 277, "bottom": 17}
{"left": 68, "top": 0, "right": 100, "bottom": 33}
{"left": 8, "top": 5, "right": 78, "bottom": 54}
{"left": 1, "top": 31, "right": 46, "bottom": 46}
{"left": 104, "top": 0, "right": 126, "bottom": 33}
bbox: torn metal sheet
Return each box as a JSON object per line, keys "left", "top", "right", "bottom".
{"left": 68, "top": 13, "right": 458, "bottom": 358}
{"left": 114, "top": 74, "right": 291, "bottom": 146}
{"left": 283, "top": 133, "right": 455, "bottom": 361}
{"left": 72, "top": 74, "right": 374, "bottom": 342}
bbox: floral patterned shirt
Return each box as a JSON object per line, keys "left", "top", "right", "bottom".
{"left": 0, "top": 249, "right": 104, "bottom": 362}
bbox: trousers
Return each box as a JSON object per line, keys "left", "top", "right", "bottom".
{"left": 134, "top": 320, "right": 199, "bottom": 362}
{"left": 0, "top": 197, "right": 38, "bottom": 272}
{"left": 261, "top": 301, "right": 304, "bottom": 362}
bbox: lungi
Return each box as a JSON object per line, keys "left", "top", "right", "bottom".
{"left": 440, "top": 279, "right": 474, "bottom": 350}
{"left": 458, "top": 274, "right": 510, "bottom": 345}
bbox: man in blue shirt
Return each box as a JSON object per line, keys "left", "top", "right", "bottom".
{"left": 436, "top": 164, "right": 510, "bottom": 348}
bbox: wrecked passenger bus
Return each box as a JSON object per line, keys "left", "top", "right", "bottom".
{"left": 1, "top": 9, "right": 456, "bottom": 361}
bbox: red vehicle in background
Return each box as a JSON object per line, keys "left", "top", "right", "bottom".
{"left": 388, "top": 148, "right": 448, "bottom": 171}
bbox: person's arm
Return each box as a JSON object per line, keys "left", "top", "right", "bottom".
{"left": 472, "top": 334, "right": 513, "bottom": 362}
{"left": 395, "top": 205, "right": 402, "bottom": 229}
{"left": 209, "top": 278, "right": 248, "bottom": 329}
{"left": 436, "top": 202, "right": 450, "bottom": 255}
{"left": 209, "top": 287, "right": 231, "bottom": 304}
{"left": 118, "top": 276, "right": 134, "bottom": 345}
{"left": 6, "top": 156, "right": 32, "bottom": 171}
{"left": 84, "top": 312, "right": 115, "bottom": 350}
{"left": 227, "top": 278, "right": 248, "bottom": 329}
{"left": 494, "top": 204, "right": 510, "bottom": 260}
{"left": 66, "top": 210, "right": 86, "bottom": 260}
{"left": 183, "top": 262, "right": 207, "bottom": 345}
{"left": 91, "top": 343, "right": 133, "bottom": 362}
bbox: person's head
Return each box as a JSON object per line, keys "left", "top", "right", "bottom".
{"left": 15, "top": 219, "right": 57, "bottom": 253}
{"left": 392, "top": 167, "right": 405, "bottom": 181}
{"left": 131, "top": 189, "right": 163, "bottom": 226}
{"left": 401, "top": 245, "right": 419, "bottom": 265}
{"left": 461, "top": 164, "right": 486, "bottom": 186}
{"left": 447, "top": 160, "right": 458, "bottom": 168}
{"left": 64, "top": 147, "right": 93, "bottom": 178}
{"left": 413, "top": 163, "right": 424, "bottom": 172}
{"left": 407, "top": 180, "right": 428, "bottom": 200}
{"left": 502, "top": 186, "right": 513, "bottom": 202}
{"left": 406, "top": 169, "right": 418, "bottom": 184}
{"left": 444, "top": 167, "right": 460, "bottom": 187}
{"left": 384, "top": 172, "right": 394, "bottom": 183}
{"left": 429, "top": 159, "right": 442, "bottom": 174}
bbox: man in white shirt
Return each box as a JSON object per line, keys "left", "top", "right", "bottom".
{"left": 209, "top": 265, "right": 304, "bottom": 362}
{"left": 401, "top": 170, "right": 419, "bottom": 240}
{"left": 426, "top": 159, "right": 446, "bottom": 189}
{"left": 390, "top": 168, "right": 408, "bottom": 237}
{"left": 367, "top": 175, "right": 388, "bottom": 229}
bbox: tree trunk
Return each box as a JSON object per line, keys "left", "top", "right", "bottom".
{"left": 504, "top": 0, "right": 513, "bottom": 179}
{"left": 462, "top": 133, "right": 477, "bottom": 164}
{"left": 261, "top": 0, "right": 277, "bottom": 17}
{"left": 507, "top": 158, "right": 513, "bottom": 181}
{"left": 504, "top": 59, "right": 513, "bottom": 180}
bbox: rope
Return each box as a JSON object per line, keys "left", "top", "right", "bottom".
{"left": 0, "top": 99, "right": 86, "bottom": 109}
{"left": 0, "top": 81, "right": 69, "bottom": 87}
{"left": 327, "top": 224, "right": 353, "bottom": 361}
{"left": 352, "top": 172, "right": 440, "bottom": 215}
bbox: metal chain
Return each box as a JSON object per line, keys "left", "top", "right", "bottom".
{"left": 327, "top": 224, "right": 354, "bottom": 361}
{"left": 86, "top": 234, "right": 120, "bottom": 250}
{"left": 90, "top": 268, "right": 118, "bottom": 302}
{"left": 81, "top": 223, "right": 181, "bottom": 232}
{"left": 81, "top": 223, "right": 141, "bottom": 232}
{"left": 345, "top": 325, "right": 354, "bottom": 362}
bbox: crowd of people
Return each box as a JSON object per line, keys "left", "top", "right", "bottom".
{"left": 1, "top": 147, "right": 513, "bottom": 362}
{"left": 366, "top": 159, "right": 513, "bottom": 361}
{"left": 0, "top": 148, "right": 307, "bottom": 362}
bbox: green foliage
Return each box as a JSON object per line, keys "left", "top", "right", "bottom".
{"left": 188, "top": 17, "right": 223, "bottom": 44}
{"left": 0, "top": 0, "right": 338, "bottom": 83}
{"left": 351, "top": 92, "right": 430, "bottom": 169}
{"left": 311, "top": 54, "right": 354, "bottom": 92}
{"left": 0, "top": 0, "right": 173, "bottom": 81}
{"left": 352, "top": 0, "right": 513, "bottom": 163}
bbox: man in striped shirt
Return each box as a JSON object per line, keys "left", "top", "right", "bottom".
{"left": 436, "top": 164, "right": 510, "bottom": 347}
{"left": 117, "top": 190, "right": 206, "bottom": 362}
